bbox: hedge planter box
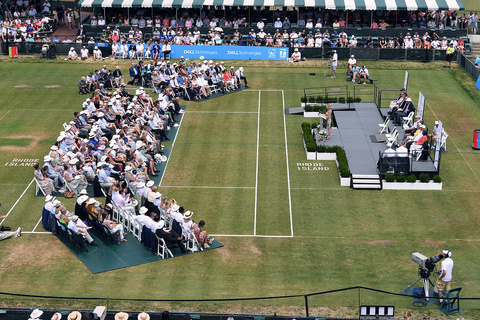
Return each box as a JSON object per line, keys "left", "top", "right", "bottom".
{"left": 382, "top": 180, "right": 443, "bottom": 190}
{"left": 304, "top": 112, "right": 321, "bottom": 118}
{"left": 302, "top": 137, "right": 317, "bottom": 160}
{"left": 317, "top": 152, "right": 337, "bottom": 161}
{"left": 340, "top": 176, "right": 351, "bottom": 187}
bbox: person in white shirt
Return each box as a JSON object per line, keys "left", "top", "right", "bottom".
{"left": 257, "top": 20, "right": 264, "bottom": 29}
{"left": 98, "top": 17, "right": 106, "bottom": 25}
{"left": 235, "top": 67, "right": 248, "bottom": 87}
{"left": 358, "top": 65, "right": 369, "bottom": 85}
{"left": 274, "top": 17, "right": 282, "bottom": 28}
{"left": 347, "top": 55, "right": 357, "bottom": 72}
{"left": 436, "top": 250, "right": 454, "bottom": 304}
{"left": 80, "top": 46, "right": 88, "bottom": 60}
{"left": 291, "top": 48, "right": 301, "bottom": 62}
{"left": 68, "top": 47, "right": 79, "bottom": 60}
{"left": 93, "top": 46, "right": 103, "bottom": 61}
{"left": 349, "top": 35, "right": 357, "bottom": 47}
{"left": 111, "top": 41, "right": 119, "bottom": 60}
{"left": 330, "top": 50, "right": 338, "bottom": 78}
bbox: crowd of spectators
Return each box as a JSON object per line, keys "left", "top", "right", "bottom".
{"left": 37, "top": 65, "right": 219, "bottom": 250}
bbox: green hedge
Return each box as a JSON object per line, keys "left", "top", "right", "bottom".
{"left": 301, "top": 123, "right": 351, "bottom": 178}
{"left": 301, "top": 96, "right": 359, "bottom": 104}
{"left": 304, "top": 105, "right": 328, "bottom": 113}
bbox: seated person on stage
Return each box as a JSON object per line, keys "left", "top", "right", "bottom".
{"left": 155, "top": 220, "right": 187, "bottom": 253}
{"left": 409, "top": 130, "right": 430, "bottom": 156}
{"left": 399, "top": 125, "right": 426, "bottom": 151}
{"left": 291, "top": 48, "right": 301, "bottom": 62}
{"left": 98, "top": 209, "right": 127, "bottom": 241}
{"left": 67, "top": 215, "right": 98, "bottom": 246}
{"left": 404, "top": 115, "right": 422, "bottom": 134}
{"left": 357, "top": 65, "right": 369, "bottom": 85}
{"left": 393, "top": 97, "right": 414, "bottom": 125}
{"left": 390, "top": 88, "right": 406, "bottom": 112}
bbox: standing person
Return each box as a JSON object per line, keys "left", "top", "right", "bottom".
{"left": 436, "top": 250, "right": 454, "bottom": 305}
{"left": 56, "top": 2, "right": 65, "bottom": 26}
{"left": 330, "top": 50, "right": 337, "bottom": 78}
{"left": 444, "top": 43, "right": 455, "bottom": 68}
{"left": 324, "top": 104, "right": 332, "bottom": 140}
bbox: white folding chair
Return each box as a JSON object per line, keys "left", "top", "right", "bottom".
{"left": 385, "top": 127, "right": 397, "bottom": 141}
{"left": 378, "top": 117, "right": 390, "bottom": 134}
{"left": 35, "top": 177, "right": 47, "bottom": 196}
{"left": 63, "top": 173, "right": 74, "bottom": 193}
{"left": 182, "top": 226, "right": 203, "bottom": 252}
{"left": 129, "top": 216, "right": 142, "bottom": 240}
{"left": 386, "top": 129, "right": 399, "bottom": 147}
{"left": 155, "top": 235, "right": 174, "bottom": 259}
{"left": 441, "top": 132, "right": 448, "bottom": 151}
{"left": 402, "top": 112, "right": 414, "bottom": 127}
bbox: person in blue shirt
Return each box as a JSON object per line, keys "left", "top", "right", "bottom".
{"left": 53, "top": 36, "right": 60, "bottom": 43}
{"left": 98, "top": 163, "right": 114, "bottom": 191}
{"left": 152, "top": 41, "right": 161, "bottom": 60}
{"left": 351, "top": 64, "right": 360, "bottom": 83}
{"left": 475, "top": 56, "right": 480, "bottom": 69}
{"left": 43, "top": 156, "right": 64, "bottom": 188}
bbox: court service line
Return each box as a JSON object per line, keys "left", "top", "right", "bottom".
{"left": 187, "top": 111, "right": 258, "bottom": 114}
{"left": 210, "top": 234, "right": 294, "bottom": 238}
{"left": 160, "top": 185, "right": 255, "bottom": 189}
{"left": 158, "top": 109, "right": 185, "bottom": 187}
{"left": 425, "top": 101, "right": 480, "bottom": 183}
{"left": 282, "top": 90, "right": 294, "bottom": 237}
{"left": 0, "top": 109, "right": 11, "bottom": 122}
{"left": 0, "top": 178, "right": 34, "bottom": 226}
{"left": 31, "top": 217, "right": 42, "bottom": 233}
{"left": 253, "top": 90, "right": 261, "bottom": 236}
{"left": 22, "top": 231, "right": 52, "bottom": 234}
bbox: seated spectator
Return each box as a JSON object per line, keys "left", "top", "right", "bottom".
{"left": 379, "top": 20, "right": 389, "bottom": 28}
{"left": 156, "top": 220, "right": 186, "bottom": 252}
{"left": 191, "top": 220, "right": 214, "bottom": 249}
{"left": 349, "top": 35, "right": 357, "bottom": 47}
{"left": 98, "top": 209, "right": 127, "bottom": 241}
{"left": 291, "top": 48, "right": 301, "bottom": 62}
{"left": 93, "top": 46, "right": 103, "bottom": 61}
{"left": 67, "top": 215, "right": 98, "bottom": 246}
{"left": 68, "top": 47, "right": 79, "bottom": 60}
{"left": 357, "top": 65, "right": 369, "bottom": 85}
{"left": 347, "top": 55, "right": 356, "bottom": 72}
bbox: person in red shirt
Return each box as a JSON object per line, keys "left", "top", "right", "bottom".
{"left": 457, "top": 37, "right": 465, "bottom": 52}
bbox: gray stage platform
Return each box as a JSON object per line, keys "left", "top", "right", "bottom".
{"left": 321, "top": 103, "right": 390, "bottom": 175}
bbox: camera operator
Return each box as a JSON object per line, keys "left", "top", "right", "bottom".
{"left": 436, "top": 250, "right": 454, "bottom": 305}
{"left": 330, "top": 50, "right": 337, "bottom": 78}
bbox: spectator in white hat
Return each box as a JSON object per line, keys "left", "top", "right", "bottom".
{"left": 291, "top": 48, "right": 301, "bottom": 62}
{"left": 68, "top": 47, "right": 79, "bottom": 60}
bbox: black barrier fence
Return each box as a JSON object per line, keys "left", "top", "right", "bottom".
{"left": 295, "top": 47, "right": 455, "bottom": 62}
{"left": 1, "top": 286, "right": 479, "bottom": 317}
{"left": 458, "top": 52, "right": 480, "bottom": 81}
{"left": 0, "top": 42, "right": 111, "bottom": 57}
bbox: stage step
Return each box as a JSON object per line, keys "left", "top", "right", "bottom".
{"left": 351, "top": 174, "right": 383, "bottom": 190}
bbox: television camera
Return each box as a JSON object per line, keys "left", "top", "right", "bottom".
{"left": 404, "top": 252, "right": 444, "bottom": 301}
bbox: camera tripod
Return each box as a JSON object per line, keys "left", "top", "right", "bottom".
{"left": 324, "top": 60, "right": 332, "bottom": 78}
{"left": 404, "top": 268, "right": 439, "bottom": 302}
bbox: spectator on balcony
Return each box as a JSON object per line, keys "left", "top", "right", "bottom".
{"left": 349, "top": 35, "right": 357, "bottom": 47}
{"left": 364, "top": 36, "right": 373, "bottom": 48}
{"left": 315, "top": 18, "right": 322, "bottom": 28}
{"left": 405, "top": 33, "right": 414, "bottom": 48}
{"left": 371, "top": 20, "right": 378, "bottom": 28}
{"left": 457, "top": 37, "right": 465, "bottom": 52}
{"left": 274, "top": 17, "right": 283, "bottom": 28}
{"left": 379, "top": 20, "right": 389, "bottom": 28}
{"left": 306, "top": 19, "right": 313, "bottom": 29}
{"left": 283, "top": 17, "right": 291, "bottom": 28}
{"left": 379, "top": 36, "right": 387, "bottom": 48}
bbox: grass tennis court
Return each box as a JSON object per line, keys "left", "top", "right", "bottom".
{"left": 1, "top": 57, "right": 480, "bottom": 318}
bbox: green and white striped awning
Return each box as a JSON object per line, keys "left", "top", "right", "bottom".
{"left": 79, "top": 0, "right": 464, "bottom": 10}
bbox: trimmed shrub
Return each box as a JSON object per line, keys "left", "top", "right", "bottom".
{"left": 301, "top": 96, "right": 307, "bottom": 103}
{"left": 433, "top": 175, "right": 442, "bottom": 183}
{"left": 395, "top": 175, "right": 407, "bottom": 182}
{"left": 407, "top": 174, "right": 417, "bottom": 183}
{"left": 311, "top": 122, "right": 319, "bottom": 129}
{"left": 316, "top": 145, "right": 327, "bottom": 153}
{"left": 347, "top": 97, "right": 354, "bottom": 103}
{"left": 419, "top": 173, "right": 430, "bottom": 183}
{"left": 385, "top": 173, "right": 396, "bottom": 182}
{"left": 316, "top": 96, "right": 324, "bottom": 103}
{"left": 354, "top": 97, "right": 362, "bottom": 102}
{"left": 308, "top": 96, "right": 316, "bottom": 103}
{"left": 338, "top": 97, "right": 346, "bottom": 104}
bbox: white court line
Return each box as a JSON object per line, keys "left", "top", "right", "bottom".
{"left": 0, "top": 178, "right": 34, "bottom": 226}
{"left": 425, "top": 101, "right": 480, "bottom": 183}
{"left": 187, "top": 111, "right": 258, "bottom": 114}
{"left": 31, "top": 217, "right": 42, "bottom": 233}
{"left": 0, "top": 109, "right": 11, "bottom": 122}
{"left": 22, "top": 231, "right": 52, "bottom": 234}
{"left": 158, "top": 109, "right": 185, "bottom": 187}
{"left": 282, "top": 90, "right": 294, "bottom": 237}
{"left": 253, "top": 90, "right": 261, "bottom": 236}
{"left": 160, "top": 185, "right": 255, "bottom": 189}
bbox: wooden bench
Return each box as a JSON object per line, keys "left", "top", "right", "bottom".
{"left": 368, "top": 78, "right": 378, "bottom": 84}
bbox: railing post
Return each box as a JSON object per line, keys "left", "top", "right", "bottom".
{"left": 304, "top": 295, "right": 309, "bottom": 317}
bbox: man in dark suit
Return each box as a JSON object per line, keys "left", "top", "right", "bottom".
{"left": 77, "top": 25, "right": 85, "bottom": 42}
{"left": 129, "top": 62, "right": 140, "bottom": 85}
{"left": 155, "top": 220, "right": 187, "bottom": 253}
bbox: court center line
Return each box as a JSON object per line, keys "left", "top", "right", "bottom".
{"left": 0, "top": 178, "right": 34, "bottom": 226}
{"left": 210, "top": 234, "right": 294, "bottom": 238}
{"left": 0, "top": 109, "right": 11, "bottom": 122}
{"left": 254, "top": 90, "right": 261, "bottom": 236}
{"left": 159, "top": 186, "right": 255, "bottom": 189}
{"left": 158, "top": 109, "right": 185, "bottom": 187}
{"left": 425, "top": 100, "right": 480, "bottom": 183}
{"left": 31, "top": 217, "right": 42, "bottom": 233}
{"left": 282, "top": 90, "right": 294, "bottom": 237}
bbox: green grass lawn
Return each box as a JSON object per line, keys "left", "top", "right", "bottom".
{"left": 1, "top": 58, "right": 480, "bottom": 319}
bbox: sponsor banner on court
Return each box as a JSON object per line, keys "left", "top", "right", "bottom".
{"left": 417, "top": 92, "right": 425, "bottom": 121}
{"left": 170, "top": 45, "right": 289, "bottom": 61}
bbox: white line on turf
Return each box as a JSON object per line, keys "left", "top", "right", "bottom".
{"left": 186, "top": 111, "right": 258, "bottom": 114}
{"left": 0, "top": 178, "right": 34, "bottom": 226}
{"left": 160, "top": 186, "right": 255, "bottom": 189}
{"left": 282, "top": 90, "right": 294, "bottom": 237}
{"left": 254, "top": 90, "right": 261, "bottom": 236}
{"left": 425, "top": 100, "right": 480, "bottom": 183}
{"left": 22, "top": 231, "right": 52, "bottom": 234}
{"left": 210, "top": 234, "right": 293, "bottom": 238}
{"left": 31, "top": 217, "right": 42, "bottom": 232}
{"left": 0, "top": 109, "right": 11, "bottom": 122}
{"left": 158, "top": 109, "right": 185, "bottom": 187}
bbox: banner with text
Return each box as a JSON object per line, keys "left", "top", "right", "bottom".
{"left": 170, "top": 45, "right": 289, "bottom": 61}
{"left": 417, "top": 92, "right": 425, "bottom": 121}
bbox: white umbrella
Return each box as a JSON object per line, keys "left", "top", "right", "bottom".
{"left": 214, "top": 27, "right": 223, "bottom": 32}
